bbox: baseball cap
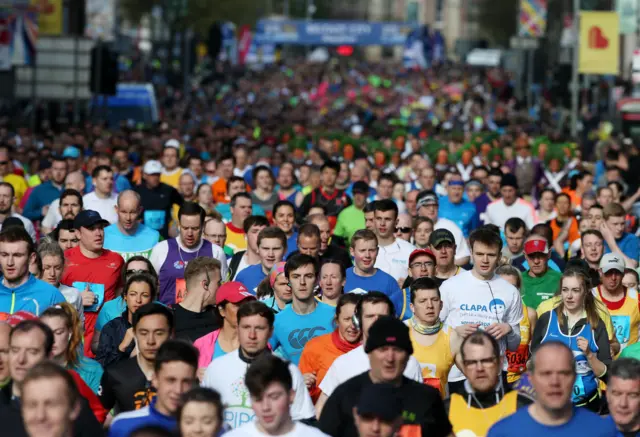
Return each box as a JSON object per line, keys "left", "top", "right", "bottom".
{"left": 356, "top": 383, "right": 402, "bottom": 422}
{"left": 409, "top": 248, "right": 436, "bottom": 265}
{"left": 164, "top": 139, "right": 180, "bottom": 149}
{"left": 429, "top": 228, "right": 455, "bottom": 248}
{"left": 62, "top": 146, "right": 80, "bottom": 159}
{"left": 215, "top": 281, "right": 257, "bottom": 305}
{"left": 74, "top": 210, "right": 109, "bottom": 229}
{"left": 364, "top": 316, "right": 413, "bottom": 355}
{"left": 599, "top": 253, "right": 625, "bottom": 274}
{"left": 501, "top": 173, "right": 518, "bottom": 189}
{"left": 523, "top": 238, "right": 549, "bottom": 255}
{"left": 143, "top": 160, "right": 163, "bottom": 175}
{"left": 416, "top": 191, "right": 438, "bottom": 209}
{"left": 352, "top": 181, "right": 369, "bottom": 195}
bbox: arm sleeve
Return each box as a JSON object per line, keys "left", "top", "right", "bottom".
{"left": 95, "top": 323, "right": 132, "bottom": 369}
{"left": 288, "top": 365, "right": 316, "bottom": 421}
{"left": 318, "top": 390, "right": 346, "bottom": 437}
{"left": 530, "top": 311, "right": 550, "bottom": 352}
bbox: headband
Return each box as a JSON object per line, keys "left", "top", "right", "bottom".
{"left": 269, "top": 262, "right": 287, "bottom": 288}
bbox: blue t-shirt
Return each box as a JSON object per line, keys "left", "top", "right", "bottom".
{"left": 0, "top": 274, "right": 65, "bottom": 316}
{"left": 437, "top": 196, "right": 479, "bottom": 238}
{"left": 214, "top": 204, "right": 265, "bottom": 222}
{"left": 236, "top": 264, "right": 266, "bottom": 294}
{"left": 108, "top": 400, "right": 176, "bottom": 437}
{"left": 269, "top": 302, "right": 335, "bottom": 365}
{"left": 72, "top": 356, "right": 103, "bottom": 395}
{"left": 212, "top": 339, "right": 227, "bottom": 360}
{"left": 487, "top": 406, "right": 617, "bottom": 437}
{"left": 391, "top": 287, "right": 413, "bottom": 320}
{"left": 344, "top": 267, "right": 402, "bottom": 298}
{"left": 604, "top": 232, "right": 640, "bottom": 263}
{"left": 286, "top": 231, "right": 299, "bottom": 257}
{"left": 103, "top": 223, "right": 161, "bottom": 261}
{"left": 95, "top": 296, "right": 126, "bottom": 331}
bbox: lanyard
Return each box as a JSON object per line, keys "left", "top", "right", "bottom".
{"left": 9, "top": 292, "right": 15, "bottom": 314}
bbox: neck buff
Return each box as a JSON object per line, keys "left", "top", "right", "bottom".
{"left": 331, "top": 329, "right": 360, "bottom": 353}
{"left": 410, "top": 317, "right": 443, "bottom": 335}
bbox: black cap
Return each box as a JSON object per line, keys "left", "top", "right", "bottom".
{"left": 73, "top": 210, "right": 109, "bottom": 229}
{"left": 3, "top": 217, "right": 25, "bottom": 230}
{"left": 352, "top": 181, "right": 369, "bottom": 195}
{"left": 365, "top": 316, "right": 413, "bottom": 355}
{"left": 38, "top": 159, "right": 52, "bottom": 171}
{"left": 501, "top": 173, "right": 518, "bottom": 190}
{"left": 356, "top": 383, "right": 402, "bottom": 421}
{"left": 429, "top": 228, "right": 455, "bottom": 248}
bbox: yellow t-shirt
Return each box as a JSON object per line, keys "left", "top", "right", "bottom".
{"left": 4, "top": 174, "right": 28, "bottom": 206}
{"left": 225, "top": 223, "right": 247, "bottom": 253}
{"left": 592, "top": 286, "right": 640, "bottom": 353}
{"left": 507, "top": 303, "right": 531, "bottom": 383}
{"left": 449, "top": 391, "right": 519, "bottom": 437}
{"left": 409, "top": 327, "right": 454, "bottom": 397}
{"left": 160, "top": 167, "right": 183, "bottom": 189}
{"left": 536, "top": 295, "right": 615, "bottom": 340}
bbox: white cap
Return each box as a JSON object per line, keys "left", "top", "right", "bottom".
{"left": 164, "top": 139, "right": 180, "bottom": 149}
{"left": 351, "top": 124, "right": 363, "bottom": 136}
{"left": 599, "top": 253, "right": 625, "bottom": 274}
{"left": 143, "top": 160, "right": 163, "bottom": 175}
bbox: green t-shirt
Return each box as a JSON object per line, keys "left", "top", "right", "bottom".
{"left": 521, "top": 269, "right": 562, "bottom": 310}
{"left": 333, "top": 205, "right": 365, "bottom": 247}
{"left": 619, "top": 342, "right": 640, "bottom": 360}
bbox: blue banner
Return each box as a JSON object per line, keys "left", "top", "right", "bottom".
{"left": 255, "top": 19, "right": 418, "bottom": 46}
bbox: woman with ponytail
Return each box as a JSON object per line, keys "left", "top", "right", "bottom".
{"left": 298, "top": 293, "right": 361, "bottom": 402}
{"left": 40, "top": 302, "right": 108, "bottom": 423}
{"left": 406, "top": 277, "right": 462, "bottom": 396}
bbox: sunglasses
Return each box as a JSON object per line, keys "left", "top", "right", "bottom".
{"left": 0, "top": 161, "right": 8, "bottom": 165}
{"left": 396, "top": 227, "right": 412, "bottom": 234}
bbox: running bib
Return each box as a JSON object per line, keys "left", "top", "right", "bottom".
{"left": 175, "top": 279, "right": 187, "bottom": 304}
{"left": 611, "top": 315, "right": 631, "bottom": 347}
{"left": 73, "top": 282, "right": 105, "bottom": 312}
{"left": 144, "top": 210, "right": 165, "bottom": 231}
{"left": 572, "top": 376, "right": 586, "bottom": 403}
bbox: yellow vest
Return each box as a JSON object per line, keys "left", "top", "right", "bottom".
{"left": 506, "top": 303, "right": 531, "bottom": 383}
{"left": 593, "top": 287, "right": 640, "bottom": 353}
{"left": 536, "top": 295, "right": 615, "bottom": 340}
{"left": 409, "top": 327, "right": 454, "bottom": 397}
{"left": 160, "top": 167, "right": 184, "bottom": 189}
{"left": 449, "top": 391, "right": 519, "bottom": 437}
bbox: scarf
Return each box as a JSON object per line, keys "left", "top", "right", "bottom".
{"left": 331, "top": 329, "right": 359, "bottom": 354}
{"left": 410, "top": 317, "right": 443, "bottom": 336}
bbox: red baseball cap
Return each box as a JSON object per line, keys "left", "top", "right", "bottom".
{"left": 409, "top": 248, "right": 436, "bottom": 265}
{"left": 215, "top": 282, "right": 257, "bottom": 305}
{"left": 524, "top": 239, "right": 549, "bottom": 255}
{"left": 4, "top": 310, "right": 38, "bottom": 327}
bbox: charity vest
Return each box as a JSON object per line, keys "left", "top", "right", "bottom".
{"left": 506, "top": 303, "right": 531, "bottom": 383}
{"left": 409, "top": 327, "right": 454, "bottom": 396}
{"left": 541, "top": 310, "right": 599, "bottom": 405}
{"left": 449, "top": 390, "right": 518, "bottom": 437}
{"left": 593, "top": 286, "right": 640, "bottom": 353}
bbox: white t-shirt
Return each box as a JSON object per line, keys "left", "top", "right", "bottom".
{"left": 0, "top": 213, "right": 37, "bottom": 242}
{"left": 150, "top": 236, "right": 228, "bottom": 280}
{"left": 82, "top": 191, "right": 118, "bottom": 224}
{"left": 484, "top": 198, "right": 538, "bottom": 231}
{"left": 225, "top": 421, "right": 330, "bottom": 437}
{"left": 435, "top": 218, "right": 471, "bottom": 262}
{"left": 41, "top": 198, "right": 62, "bottom": 230}
{"left": 440, "top": 269, "right": 523, "bottom": 381}
{"left": 59, "top": 284, "right": 84, "bottom": 324}
{"left": 318, "top": 345, "right": 423, "bottom": 397}
{"left": 202, "top": 350, "right": 315, "bottom": 429}
{"left": 374, "top": 238, "right": 416, "bottom": 281}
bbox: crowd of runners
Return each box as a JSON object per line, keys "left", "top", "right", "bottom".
{"left": 0, "top": 61, "right": 637, "bottom": 437}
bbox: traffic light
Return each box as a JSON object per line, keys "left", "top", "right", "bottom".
{"left": 90, "top": 43, "right": 118, "bottom": 96}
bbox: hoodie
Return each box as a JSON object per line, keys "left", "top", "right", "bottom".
{"left": 0, "top": 274, "right": 66, "bottom": 316}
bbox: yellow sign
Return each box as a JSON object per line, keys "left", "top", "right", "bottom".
{"left": 33, "top": 0, "right": 62, "bottom": 36}
{"left": 579, "top": 11, "right": 619, "bottom": 75}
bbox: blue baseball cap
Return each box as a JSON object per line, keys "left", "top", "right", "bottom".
{"left": 62, "top": 146, "right": 81, "bottom": 159}
{"left": 74, "top": 210, "right": 109, "bottom": 229}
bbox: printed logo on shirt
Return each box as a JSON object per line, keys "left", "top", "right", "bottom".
{"left": 488, "top": 298, "right": 506, "bottom": 317}
{"left": 224, "top": 378, "right": 255, "bottom": 428}
{"left": 288, "top": 326, "right": 327, "bottom": 349}
{"left": 174, "top": 260, "right": 186, "bottom": 270}
{"left": 107, "top": 262, "right": 119, "bottom": 269}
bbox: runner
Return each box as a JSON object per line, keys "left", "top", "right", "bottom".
{"left": 605, "top": 358, "right": 640, "bottom": 436}
{"left": 37, "top": 241, "right": 83, "bottom": 321}
{"left": 149, "top": 202, "right": 227, "bottom": 305}
{"left": 41, "top": 171, "right": 85, "bottom": 234}
{"left": 103, "top": 190, "right": 161, "bottom": 261}
{"left": 226, "top": 193, "right": 253, "bottom": 253}
{"left": 236, "top": 227, "right": 286, "bottom": 293}
{"left": 484, "top": 174, "right": 537, "bottom": 231}
{"left": 520, "top": 235, "right": 562, "bottom": 310}
{"left": 430, "top": 229, "right": 465, "bottom": 286}
{"left": 83, "top": 165, "right": 118, "bottom": 224}
{"left": 0, "top": 182, "right": 36, "bottom": 241}
{"left": 177, "top": 388, "right": 226, "bottom": 437}
{"left": 300, "top": 160, "right": 351, "bottom": 229}
{"left": 272, "top": 200, "right": 298, "bottom": 256}
{"left": 392, "top": 248, "right": 436, "bottom": 320}
{"left": 333, "top": 181, "right": 368, "bottom": 247}
{"left": 438, "top": 173, "right": 479, "bottom": 238}
{"left": 227, "top": 216, "right": 269, "bottom": 281}
{"left": 372, "top": 199, "right": 415, "bottom": 282}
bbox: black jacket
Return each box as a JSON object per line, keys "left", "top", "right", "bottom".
{"left": 95, "top": 312, "right": 134, "bottom": 369}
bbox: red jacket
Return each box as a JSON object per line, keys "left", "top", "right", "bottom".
{"left": 69, "top": 369, "right": 108, "bottom": 423}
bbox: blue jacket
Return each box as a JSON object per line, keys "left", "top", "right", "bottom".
{"left": 23, "top": 180, "right": 63, "bottom": 220}
{"left": 0, "top": 274, "right": 65, "bottom": 316}
{"left": 108, "top": 399, "right": 176, "bottom": 437}
{"left": 71, "top": 356, "right": 104, "bottom": 395}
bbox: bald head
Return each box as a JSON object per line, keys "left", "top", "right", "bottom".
{"left": 117, "top": 190, "right": 141, "bottom": 209}
{"left": 64, "top": 171, "right": 85, "bottom": 192}
{"left": 116, "top": 190, "right": 141, "bottom": 231}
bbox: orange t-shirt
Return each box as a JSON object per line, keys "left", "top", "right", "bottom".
{"left": 549, "top": 216, "right": 580, "bottom": 244}
{"left": 561, "top": 188, "right": 581, "bottom": 209}
{"left": 298, "top": 332, "right": 347, "bottom": 402}
{"left": 212, "top": 178, "right": 228, "bottom": 204}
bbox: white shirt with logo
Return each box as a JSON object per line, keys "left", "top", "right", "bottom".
{"left": 440, "top": 270, "right": 523, "bottom": 381}
{"left": 225, "top": 421, "right": 330, "bottom": 437}
{"left": 374, "top": 238, "right": 416, "bottom": 281}
{"left": 202, "top": 349, "right": 315, "bottom": 429}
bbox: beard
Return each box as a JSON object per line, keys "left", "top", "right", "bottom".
{"left": 0, "top": 205, "right": 11, "bottom": 215}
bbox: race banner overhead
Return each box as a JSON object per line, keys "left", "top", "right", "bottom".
{"left": 254, "top": 20, "right": 418, "bottom": 46}
{"left": 579, "top": 11, "right": 619, "bottom": 75}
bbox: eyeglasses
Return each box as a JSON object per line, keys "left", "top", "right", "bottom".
{"left": 396, "top": 227, "right": 412, "bottom": 234}
{"left": 126, "top": 269, "right": 147, "bottom": 276}
{"left": 463, "top": 357, "right": 497, "bottom": 368}
{"left": 410, "top": 262, "right": 434, "bottom": 269}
